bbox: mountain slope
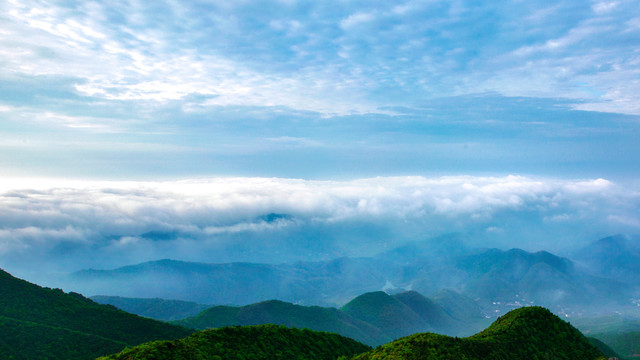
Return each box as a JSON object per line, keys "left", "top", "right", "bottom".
{"left": 0, "top": 315, "right": 126, "bottom": 360}
{"left": 352, "top": 307, "right": 606, "bottom": 360}
{"left": 341, "top": 291, "right": 426, "bottom": 341}
{"left": 174, "top": 299, "right": 386, "bottom": 346}
{"left": 65, "top": 239, "right": 634, "bottom": 317}
{"left": 0, "top": 268, "right": 192, "bottom": 359}
{"left": 572, "top": 235, "right": 640, "bottom": 285}
{"left": 589, "top": 331, "right": 640, "bottom": 360}
{"left": 98, "top": 324, "right": 371, "bottom": 360}
{"left": 91, "top": 295, "right": 209, "bottom": 321}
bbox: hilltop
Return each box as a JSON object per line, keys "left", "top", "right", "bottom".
{"left": 171, "top": 290, "right": 485, "bottom": 346}
{"left": 352, "top": 306, "right": 606, "bottom": 360}
{"left": 98, "top": 324, "right": 371, "bottom": 360}
{"left": 174, "top": 299, "right": 386, "bottom": 345}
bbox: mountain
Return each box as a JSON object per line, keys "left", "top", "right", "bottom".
{"left": 394, "top": 290, "right": 486, "bottom": 336}
{"left": 68, "top": 257, "right": 392, "bottom": 306}
{"left": 64, "top": 239, "right": 635, "bottom": 316}
{"left": 572, "top": 235, "right": 640, "bottom": 286}
{"left": 352, "top": 306, "right": 606, "bottom": 360}
{"left": 0, "top": 268, "right": 192, "bottom": 360}
{"left": 340, "top": 291, "right": 426, "bottom": 341}
{"left": 586, "top": 337, "right": 620, "bottom": 359}
{"left": 455, "top": 248, "right": 629, "bottom": 315}
{"left": 430, "top": 289, "right": 486, "bottom": 325}
{"left": 91, "top": 295, "right": 209, "bottom": 321}
{"left": 173, "top": 299, "right": 386, "bottom": 346}
{"left": 170, "top": 290, "right": 483, "bottom": 346}
{"left": 572, "top": 315, "right": 640, "bottom": 359}
{"left": 589, "top": 331, "right": 640, "bottom": 360}
{"left": 98, "top": 324, "right": 371, "bottom": 360}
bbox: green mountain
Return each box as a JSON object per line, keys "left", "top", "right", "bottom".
{"left": 0, "top": 268, "right": 192, "bottom": 359}
{"left": 352, "top": 306, "right": 606, "bottom": 360}
{"left": 340, "top": 291, "right": 427, "bottom": 341}
{"left": 571, "top": 314, "right": 640, "bottom": 358}
{"left": 174, "top": 299, "right": 386, "bottom": 345}
{"left": 98, "top": 324, "right": 371, "bottom": 360}
{"left": 430, "top": 289, "right": 486, "bottom": 324}
{"left": 586, "top": 337, "right": 620, "bottom": 359}
{"left": 91, "top": 295, "right": 209, "bottom": 321}
{"left": 172, "top": 289, "right": 486, "bottom": 346}
{"left": 588, "top": 331, "right": 640, "bottom": 360}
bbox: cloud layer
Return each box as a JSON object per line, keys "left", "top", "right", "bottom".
{"left": 1, "top": 176, "right": 638, "bottom": 277}
{"left": 2, "top": 0, "right": 640, "bottom": 115}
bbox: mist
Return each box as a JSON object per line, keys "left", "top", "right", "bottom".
{"left": 1, "top": 175, "right": 638, "bottom": 286}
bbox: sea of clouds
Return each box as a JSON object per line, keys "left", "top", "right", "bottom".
{"left": 1, "top": 175, "right": 639, "bottom": 282}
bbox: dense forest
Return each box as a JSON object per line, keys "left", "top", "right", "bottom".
{"left": 0, "top": 269, "right": 192, "bottom": 359}
{"left": 98, "top": 324, "right": 371, "bottom": 360}
{"left": 351, "top": 307, "right": 607, "bottom": 360}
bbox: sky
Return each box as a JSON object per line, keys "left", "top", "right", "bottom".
{"left": 1, "top": 0, "right": 640, "bottom": 277}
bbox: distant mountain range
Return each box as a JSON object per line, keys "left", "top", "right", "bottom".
{"left": 572, "top": 234, "right": 640, "bottom": 285}
{"left": 0, "top": 268, "right": 192, "bottom": 360}
{"left": 66, "top": 235, "right": 639, "bottom": 317}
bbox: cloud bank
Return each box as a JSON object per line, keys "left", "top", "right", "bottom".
{"left": 1, "top": 176, "right": 638, "bottom": 278}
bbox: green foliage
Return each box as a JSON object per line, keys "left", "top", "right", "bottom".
{"left": 0, "top": 269, "right": 193, "bottom": 359}
{"left": 351, "top": 307, "right": 606, "bottom": 360}
{"left": 0, "top": 315, "right": 126, "bottom": 360}
{"left": 174, "top": 290, "right": 487, "bottom": 347}
{"left": 98, "top": 324, "right": 371, "bottom": 360}
{"left": 340, "top": 291, "right": 425, "bottom": 341}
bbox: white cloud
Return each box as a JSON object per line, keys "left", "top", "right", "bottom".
{"left": 340, "top": 12, "right": 376, "bottom": 29}
{"left": 592, "top": 1, "right": 619, "bottom": 14}
{"left": 0, "top": 0, "right": 380, "bottom": 116}
{"left": 0, "top": 175, "right": 637, "bottom": 264}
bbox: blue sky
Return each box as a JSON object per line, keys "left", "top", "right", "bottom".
{"left": 1, "top": 0, "right": 640, "bottom": 276}
{"left": 1, "top": 0, "right": 639, "bottom": 179}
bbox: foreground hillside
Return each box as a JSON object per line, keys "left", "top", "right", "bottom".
{"left": 352, "top": 307, "right": 606, "bottom": 360}
{"left": 98, "top": 324, "right": 371, "bottom": 360}
{"left": 0, "top": 269, "right": 192, "bottom": 360}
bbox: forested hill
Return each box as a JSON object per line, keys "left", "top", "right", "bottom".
{"left": 98, "top": 324, "right": 371, "bottom": 360}
{"left": 0, "top": 268, "right": 192, "bottom": 360}
{"left": 352, "top": 306, "right": 607, "bottom": 360}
